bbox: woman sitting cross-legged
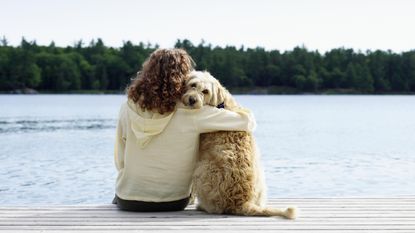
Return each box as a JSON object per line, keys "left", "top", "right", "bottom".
{"left": 113, "top": 48, "right": 255, "bottom": 211}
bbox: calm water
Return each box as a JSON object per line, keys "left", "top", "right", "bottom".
{"left": 0, "top": 95, "right": 414, "bottom": 205}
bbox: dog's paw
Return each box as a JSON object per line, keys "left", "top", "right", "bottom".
{"left": 285, "top": 207, "right": 298, "bottom": 220}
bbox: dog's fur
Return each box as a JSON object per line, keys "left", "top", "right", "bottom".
{"left": 182, "top": 71, "right": 297, "bottom": 219}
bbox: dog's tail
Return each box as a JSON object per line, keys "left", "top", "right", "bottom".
{"left": 235, "top": 203, "right": 298, "bottom": 219}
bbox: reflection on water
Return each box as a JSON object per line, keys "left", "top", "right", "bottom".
{"left": 0, "top": 94, "right": 415, "bottom": 205}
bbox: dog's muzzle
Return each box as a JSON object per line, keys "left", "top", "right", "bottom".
{"left": 189, "top": 96, "right": 196, "bottom": 106}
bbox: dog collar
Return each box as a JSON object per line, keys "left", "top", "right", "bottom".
{"left": 217, "top": 102, "right": 225, "bottom": 109}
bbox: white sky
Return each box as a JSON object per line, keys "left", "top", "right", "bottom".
{"left": 1, "top": 0, "right": 414, "bottom": 52}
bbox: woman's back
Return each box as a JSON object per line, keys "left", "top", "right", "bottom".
{"left": 115, "top": 100, "right": 255, "bottom": 202}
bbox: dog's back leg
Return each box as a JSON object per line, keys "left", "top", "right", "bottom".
{"left": 235, "top": 203, "right": 297, "bottom": 219}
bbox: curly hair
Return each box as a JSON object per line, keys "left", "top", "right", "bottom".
{"left": 127, "top": 48, "right": 195, "bottom": 114}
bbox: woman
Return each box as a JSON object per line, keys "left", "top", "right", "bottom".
{"left": 113, "top": 48, "right": 255, "bottom": 211}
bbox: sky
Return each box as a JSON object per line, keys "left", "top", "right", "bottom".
{"left": 1, "top": 0, "right": 414, "bottom": 52}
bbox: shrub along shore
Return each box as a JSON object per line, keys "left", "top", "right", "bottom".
{"left": 1, "top": 37, "right": 414, "bottom": 94}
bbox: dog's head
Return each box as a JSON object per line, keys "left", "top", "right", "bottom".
{"left": 182, "top": 71, "right": 232, "bottom": 109}
{"left": 182, "top": 71, "right": 238, "bottom": 109}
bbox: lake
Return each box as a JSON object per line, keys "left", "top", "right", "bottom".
{"left": 0, "top": 95, "right": 414, "bottom": 205}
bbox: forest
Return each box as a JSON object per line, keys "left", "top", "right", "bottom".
{"left": 1, "top": 37, "right": 415, "bottom": 94}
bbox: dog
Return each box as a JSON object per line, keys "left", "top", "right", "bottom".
{"left": 182, "top": 71, "right": 297, "bottom": 219}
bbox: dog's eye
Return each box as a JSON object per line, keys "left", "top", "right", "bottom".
{"left": 202, "top": 89, "right": 209, "bottom": 94}
{"left": 190, "top": 83, "right": 197, "bottom": 88}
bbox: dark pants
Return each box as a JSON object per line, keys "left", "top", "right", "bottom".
{"left": 112, "top": 195, "right": 189, "bottom": 212}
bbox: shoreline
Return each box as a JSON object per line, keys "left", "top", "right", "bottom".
{"left": 1, "top": 88, "right": 415, "bottom": 95}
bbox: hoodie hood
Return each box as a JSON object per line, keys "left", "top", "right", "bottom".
{"left": 126, "top": 100, "right": 175, "bottom": 148}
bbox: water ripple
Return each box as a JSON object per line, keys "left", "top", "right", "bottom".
{"left": 0, "top": 118, "right": 116, "bottom": 133}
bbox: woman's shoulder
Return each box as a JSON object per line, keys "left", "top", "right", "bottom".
{"left": 117, "top": 100, "right": 134, "bottom": 120}
{"left": 117, "top": 101, "right": 129, "bottom": 113}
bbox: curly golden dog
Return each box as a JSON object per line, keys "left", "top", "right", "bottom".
{"left": 182, "top": 71, "right": 297, "bottom": 219}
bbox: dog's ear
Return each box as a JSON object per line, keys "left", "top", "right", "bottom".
{"left": 211, "top": 79, "right": 225, "bottom": 107}
{"left": 207, "top": 81, "right": 217, "bottom": 106}
{"left": 223, "top": 89, "right": 236, "bottom": 109}
{"left": 219, "top": 83, "right": 238, "bottom": 109}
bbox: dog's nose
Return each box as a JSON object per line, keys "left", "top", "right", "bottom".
{"left": 189, "top": 96, "right": 196, "bottom": 105}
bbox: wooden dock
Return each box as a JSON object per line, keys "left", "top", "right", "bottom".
{"left": 1, "top": 198, "right": 414, "bottom": 232}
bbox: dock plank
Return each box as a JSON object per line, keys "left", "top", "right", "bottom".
{"left": 0, "top": 198, "right": 414, "bottom": 232}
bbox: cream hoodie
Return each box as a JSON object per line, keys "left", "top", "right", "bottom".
{"left": 114, "top": 100, "right": 256, "bottom": 202}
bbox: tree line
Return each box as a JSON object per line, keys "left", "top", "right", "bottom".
{"left": 1, "top": 37, "right": 415, "bottom": 93}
